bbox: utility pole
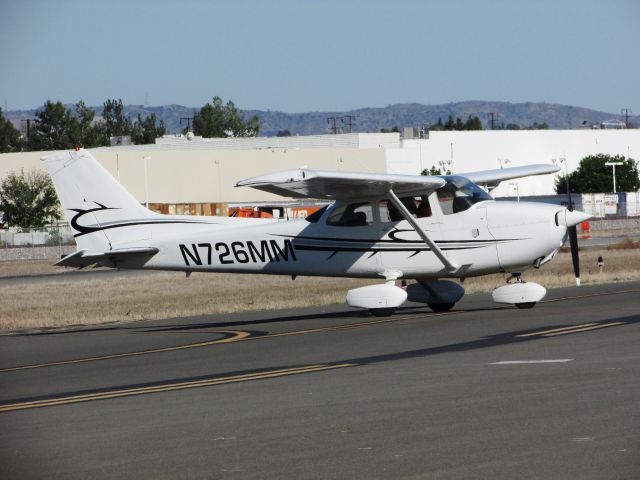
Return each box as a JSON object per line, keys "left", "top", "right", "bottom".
{"left": 489, "top": 112, "right": 496, "bottom": 130}
{"left": 180, "top": 117, "right": 193, "bottom": 132}
{"left": 621, "top": 108, "right": 632, "bottom": 128}
{"left": 341, "top": 115, "right": 356, "bottom": 134}
{"left": 21, "top": 118, "right": 37, "bottom": 138}
{"left": 327, "top": 116, "right": 339, "bottom": 134}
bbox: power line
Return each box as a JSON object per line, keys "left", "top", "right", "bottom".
{"left": 327, "top": 116, "right": 339, "bottom": 134}
{"left": 21, "top": 118, "right": 37, "bottom": 137}
{"left": 180, "top": 117, "right": 193, "bottom": 132}
{"left": 621, "top": 108, "right": 632, "bottom": 128}
{"left": 341, "top": 115, "right": 356, "bottom": 134}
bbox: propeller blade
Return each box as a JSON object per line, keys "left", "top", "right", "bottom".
{"left": 568, "top": 225, "right": 580, "bottom": 285}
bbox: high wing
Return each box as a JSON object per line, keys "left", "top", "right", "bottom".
{"left": 458, "top": 164, "right": 560, "bottom": 188}
{"left": 236, "top": 168, "right": 446, "bottom": 201}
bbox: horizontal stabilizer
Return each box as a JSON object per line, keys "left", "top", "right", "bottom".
{"left": 56, "top": 247, "right": 159, "bottom": 269}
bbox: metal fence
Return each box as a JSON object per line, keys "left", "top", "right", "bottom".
{"left": 0, "top": 224, "right": 75, "bottom": 261}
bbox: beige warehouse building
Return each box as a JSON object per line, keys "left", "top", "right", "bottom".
{"left": 1, "top": 129, "right": 638, "bottom": 211}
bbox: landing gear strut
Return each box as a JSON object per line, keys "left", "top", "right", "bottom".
{"left": 506, "top": 272, "right": 524, "bottom": 284}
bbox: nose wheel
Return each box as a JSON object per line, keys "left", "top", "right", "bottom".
{"left": 492, "top": 272, "right": 546, "bottom": 309}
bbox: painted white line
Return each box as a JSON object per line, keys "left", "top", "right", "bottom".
{"left": 489, "top": 359, "right": 574, "bottom": 365}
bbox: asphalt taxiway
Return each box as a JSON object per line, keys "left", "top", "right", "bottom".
{"left": 1, "top": 281, "right": 639, "bottom": 479}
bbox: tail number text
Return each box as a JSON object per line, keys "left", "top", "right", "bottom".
{"left": 179, "top": 239, "right": 296, "bottom": 266}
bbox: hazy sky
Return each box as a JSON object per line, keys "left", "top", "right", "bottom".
{"left": 1, "top": 0, "right": 638, "bottom": 113}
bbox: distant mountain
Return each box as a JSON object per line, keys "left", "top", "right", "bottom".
{"left": 5, "top": 101, "right": 637, "bottom": 137}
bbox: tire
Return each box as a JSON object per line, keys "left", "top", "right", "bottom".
{"left": 428, "top": 302, "right": 455, "bottom": 312}
{"left": 369, "top": 308, "right": 396, "bottom": 317}
{"left": 515, "top": 302, "right": 536, "bottom": 309}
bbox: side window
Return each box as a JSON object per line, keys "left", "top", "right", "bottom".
{"left": 327, "top": 202, "right": 373, "bottom": 227}
{"left": 305, "top": 205, "right": 328, "bottom": 223}
{"left": 380, "top": 196, "right": 431, "bottom": 222}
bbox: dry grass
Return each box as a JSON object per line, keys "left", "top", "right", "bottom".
{"left": 1, "top": 249, "right": 639, "bottom": 331}
{"left": 607, "top": 237, "right": 640, "bottom": 250}
{"left": 0, "top": 272, "right": 370, "bottom": 331}
{"left": 0, "top": 259, "right": 71, "bottom": 277}
{"left": 460, "top": 249, "right": 640, "bottom": 294}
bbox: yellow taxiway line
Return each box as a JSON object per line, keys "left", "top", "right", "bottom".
{"left": 516, "top": 321, "right": 624, "bottom": 338}
{"left": 2, "top": 288, "right": 637, "bottom": 373}
{"left": 0, "top": 330, "right": 250, "bottom": 373}
{"left": 0, "top": 312, "right": 455, "bottom": 373}
{"left": 0, "top": 363, "right": 355, "bottom": 413}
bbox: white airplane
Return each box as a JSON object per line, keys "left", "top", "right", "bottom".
{"left": 43, "top": 149, "right": 590, "bottom": 316}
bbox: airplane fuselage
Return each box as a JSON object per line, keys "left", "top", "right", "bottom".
{"left": 113, "top": 199, "right": 567, "bottom": 280}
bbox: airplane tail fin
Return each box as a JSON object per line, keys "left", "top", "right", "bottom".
{"left": 42, "top": 149, "right": 156, "bottom": 251}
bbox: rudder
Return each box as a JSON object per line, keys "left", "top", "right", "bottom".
{"left": 42, "top": 149, "right": 155, "bottom": 251}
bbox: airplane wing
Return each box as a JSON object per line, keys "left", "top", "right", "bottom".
{"left": 56, "top": 247, "right": 159, "bottom": 269}
{"left": 458, "top": 164, "right": 560, "bottom": 187}
{"left": 236, "top": 169, "right": 446, "bottom": 200}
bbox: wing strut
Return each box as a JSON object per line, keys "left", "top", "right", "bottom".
{"left": 387, "top": 189, "right": 459, "bottom": 272}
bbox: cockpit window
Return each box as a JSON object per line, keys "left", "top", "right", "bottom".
{"left": 380, "top": 196, "right": 432, "bottom": 222}
{"left": 327, "top": 202, "right": 373, "bottom": 227}
{"left": 437, "top": 176, "right": 493, "bottom": 215}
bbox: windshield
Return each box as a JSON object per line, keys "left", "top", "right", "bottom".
{"left": 437, "top": 176, "right": 493, "bottom": 215}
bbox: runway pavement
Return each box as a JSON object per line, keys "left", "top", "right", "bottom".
{"left": 1, "top": 281, "right": 639, "bottom": 479}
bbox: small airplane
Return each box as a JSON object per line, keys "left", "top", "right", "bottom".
{"left": 43, "top": 149, "right": 590, "bottom": 316}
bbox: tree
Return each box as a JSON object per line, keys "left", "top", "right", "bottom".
{"left": 131, "top": 113, "right": 166, "bottom": 144}
{"left": 192, "top": 96, "right": 259, "bottom": 138}
{"left": 430, "top": 118, "right": 444, "bottom": 131}
{"left": 555, "top": 154, "right": 640, "bottom": 194}
{"left": 0, "top": 169, "right": 61, "bottom": 228}
{"left": 27, "top": 100, "right": 78, "bottom": 151}
{"left": 101, "top": 99, "right": 132, "bottom": 139}
{"left": 0, "top": 108, "right": 23, "bottom": 153}
{"left": 439, "top": 115, "right": 483, "bottom": 131}
{"left": 276, "top": 129, "right": 292, "bottom": 137}
{"left": 74, "top": 101, "right": 106, "bottom": 147}
{"left": 530, "top": 122, "right": 548, "bottom": 130}
{"left": 463, "top": 115, "right": 483, "bottom": 130}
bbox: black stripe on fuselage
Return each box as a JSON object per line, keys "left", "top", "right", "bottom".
{"left": 73, "top": 219, "right": 218, "bottom": 237}
{"left": 274, "top": 234, "right": 522, "bottom": 244}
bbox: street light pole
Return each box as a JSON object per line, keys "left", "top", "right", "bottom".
{"left": 605, "top": 162, "right": 623, "bottom": 193}
{"left": 143, "top": 156, "right": 151, "bottom": 208}
{"left": 552, "top": 157, "right": 572, "bottom": 210}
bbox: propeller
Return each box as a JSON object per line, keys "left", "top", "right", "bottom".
{"left": 562, "top": 209, "right": 591, "bottom": 286}
{"left": 568, "top": 223, "right": 580, "bottom": 285}
{"left": 561, "top": 170, "right": 584, "bottom": 287}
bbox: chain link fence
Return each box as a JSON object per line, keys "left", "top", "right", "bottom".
{"left": 0, "top": 224, "right": 76, "bottom": 261}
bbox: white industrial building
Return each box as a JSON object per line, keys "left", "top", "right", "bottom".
{"left": 1, "top": 129, "right": 638, "bottom": 210}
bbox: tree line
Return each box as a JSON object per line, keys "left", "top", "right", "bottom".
{"left": 0, "top": 96, "right": 261, "bottom": 153}
{"left": 554, "top": 154, "right": 639, "bottom": 194}
{"left": 0, "top": 100, "right": 166, "bottom": 152}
